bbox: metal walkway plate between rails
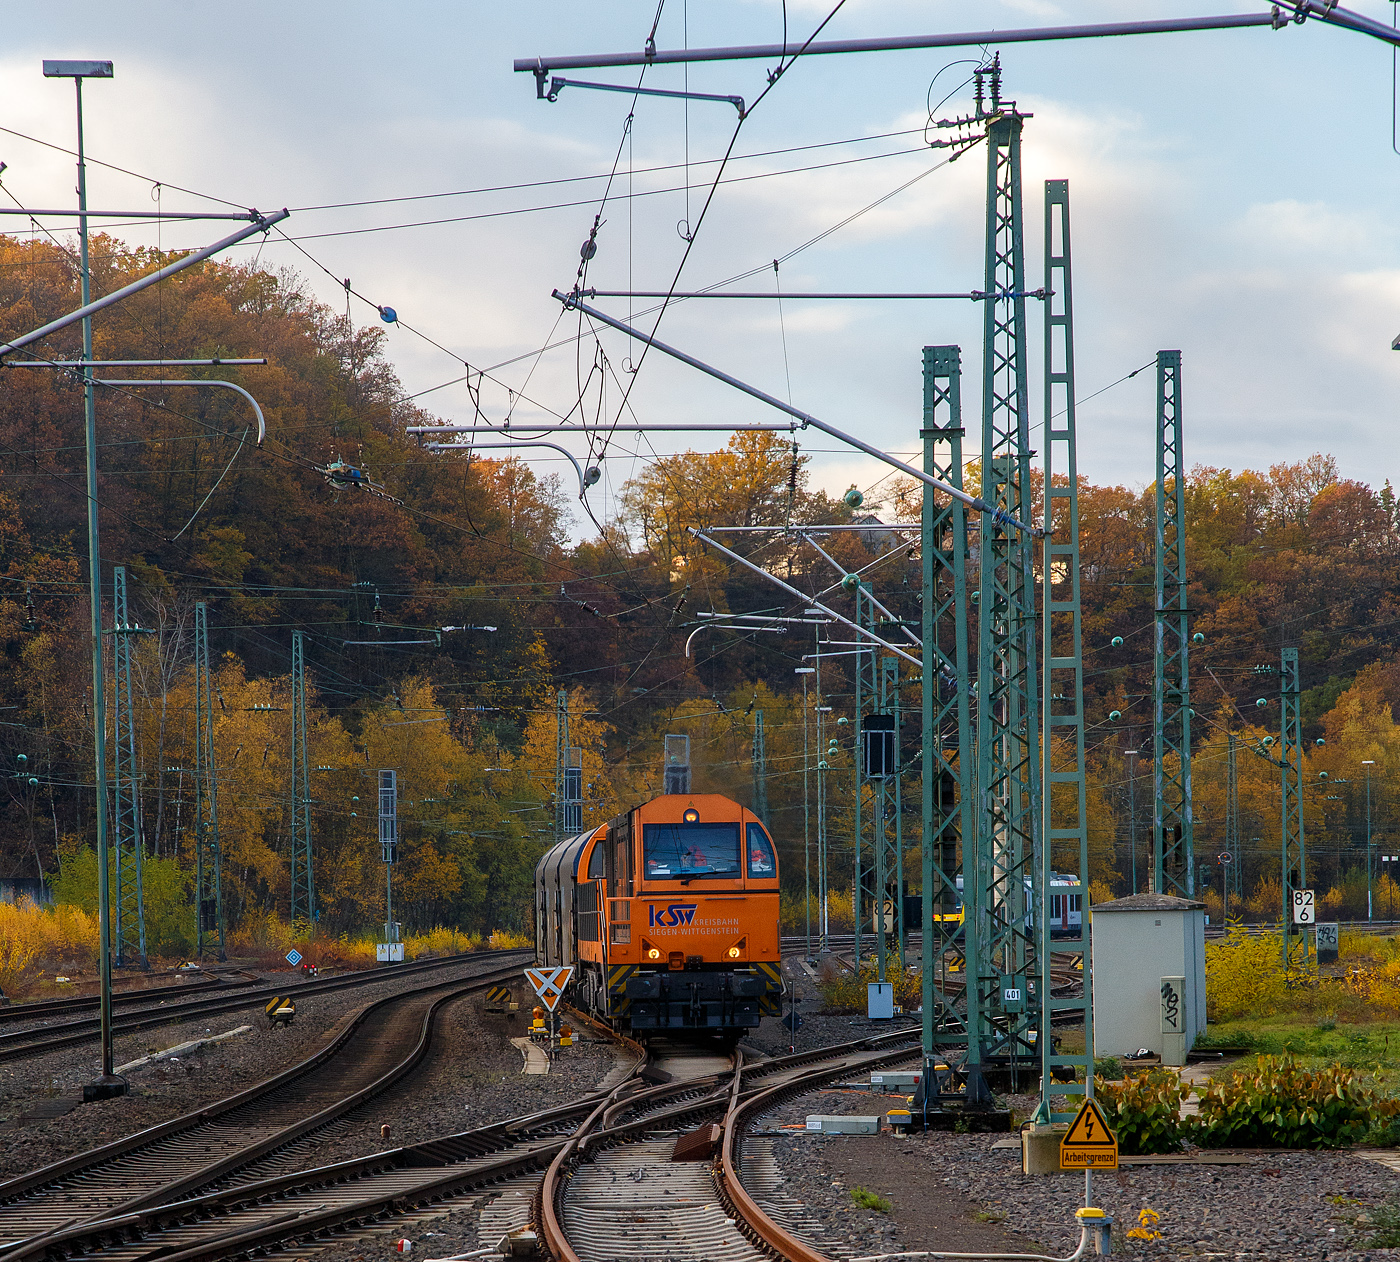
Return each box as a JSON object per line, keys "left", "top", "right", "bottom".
{"left": 7, "top": 1034, "right": 922, "bottom": 1262}
{"left": 563, "top": 1138, "right": 764, "bottom": 1262}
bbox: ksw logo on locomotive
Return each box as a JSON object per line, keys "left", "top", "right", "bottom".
{"left": 648, "top": 903, "right": 698, "bottom": 927}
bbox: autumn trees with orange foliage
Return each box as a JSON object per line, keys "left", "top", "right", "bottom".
{"left": 3, "top": 228, "right": 1400, "bottom": 949}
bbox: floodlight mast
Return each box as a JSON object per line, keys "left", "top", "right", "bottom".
{"left": 35, "top": 56, "right": 285, "bottom": 1102}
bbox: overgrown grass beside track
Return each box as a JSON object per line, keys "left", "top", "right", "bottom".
{"left": 0, "top": 897, "right": 529, "bottom": 998}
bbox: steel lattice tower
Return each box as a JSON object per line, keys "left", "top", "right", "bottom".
{"left": 289, "top": 630, "right": 315, "bottom": 928}
{"left": 752, "top": 710, "right": 767, "bottom": 825}
{"left": 554, "top": 689, "right": 582, "bottom": 838}
{"left": 1153, "top": 350, "right": 1193, "bottom": 896}
{"left": 919, "top": 344, "right": 976, "bottom": 1066}
{"left": 1226, "top": 733, "right": 1241, "bottom": 908}
{"left": 879, "top": 654, "right": 904, "bottom": 967}
{"left": 1280, "top": 646, "right": 1308, "bottom": 967}
{"left": 555, "top": 688, "right": 569, "bottom": 843}
{"left": 194, "top": 602, "right": 224, "bottom": 958}
{"left": 110, "top": 567, "right": 147, "bottom": 968}
{"left": 1036, "top": 179, "right": 1092, "bottom": 1121}
{"left": 852, "top": 582, "right": 879, "bottom": 972}
{"left": 973, "top": 88, "right": 1041, "bottom": 1093}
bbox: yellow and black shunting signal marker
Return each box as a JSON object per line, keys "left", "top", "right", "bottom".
{"left": 485, "top": 985, "right": 515, "bottom": 1015}
{"left": 265, "top": 995, "right": 296, "bottom": 1027}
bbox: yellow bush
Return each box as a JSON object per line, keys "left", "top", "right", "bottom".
{"left": 1339, "top": 931, "right": 1400, "bottom": 964}
{"left": 1246, "top": 876, "right": 1283, "bottom": 923}
{"left": 405, "top": 926, "right": 481, "bottom": 958}
{"left": 1206, "top": 927, "right": 1288, "bottom": 1020}
{"left": 825, "top": 889, "right": 855, "bottom": 933}
{"left": 488, "top": 928, "right": 532, "bottom": 950}
{"left": 819, "top": 950, "right": 920, "bottom": 1013}
{"left": 227, "top": 908, "right": 297, "bottom": 956}
{"left": 0, "top": 899, "right": 100, "bottom": 995}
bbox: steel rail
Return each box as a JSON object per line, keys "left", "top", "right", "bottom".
{"left": 543, "top": 1037, "right": 924, "bottom": 1262}
{"left": 0, "top": 958, "right": 526, "bottom": 1229}
{"left": 718, "top": 1055, "right": 830, "bottom": 1262}
{"left": 19, "top": 1032, "right": 920, "bottom": 1262}
{"left": 0, "top": 969, "right": 260, "bottom": 1024}
{"left": 0, "top": 949, "right": 520, "bottom": 1062}
{"left": 114, "top": 965, "right": 524, "bottom": 1216}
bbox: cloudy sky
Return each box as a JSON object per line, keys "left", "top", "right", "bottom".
{"left": 7, "top": 1, "right": 1400, "bottom": 536}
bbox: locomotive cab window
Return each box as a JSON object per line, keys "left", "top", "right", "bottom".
{"left": 745, "top": 823, "right": 776, "bottom": 878}
{"left": 643, "top": 821, "right": 740, "bottom": 880}
{"left": 586, "top": 838, "right": 605, "bottom": 880}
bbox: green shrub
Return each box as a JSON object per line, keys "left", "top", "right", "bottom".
{"left": 1093, "top": 1055, "right": 1123, "bottom": 1081}
{"left": 851, "top": 1187, "right": 891, "bottom": 1213}
{"left": 1093, "top": 1069, "right": 1189, "bottom": 1155}
{"left": 1194, "top": 1054, "right": 1400, "bottom": 1149}
{"left": 1366, "top": 1200, "right": 1400, "bottom": 1248}
{"left": 1364, "top": 1113, "right": 1400, "bottom": 1147}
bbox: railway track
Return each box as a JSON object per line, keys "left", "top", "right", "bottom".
{"left": 0, "top": 950, "right": 511, "bottom": 1063}
{"left": 0, "top": 952, "right": 529, "bottom": 1249}
{"left": 0, "top": 970, "right": 263, "bottom": 1026}
{"left": 1, "top": 1026, "right": 919, "bottom": 1262}
{"left": 539, "top": 1032, "right": 923, "bottom": 1262}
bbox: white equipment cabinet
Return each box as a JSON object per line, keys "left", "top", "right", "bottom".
{"left": 1090, "top": 893, "right": 1207, "bottom": 1067}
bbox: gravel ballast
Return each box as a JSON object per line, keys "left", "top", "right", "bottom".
{"left": 0, "top": 953, "right": 530, "bottom": 1179}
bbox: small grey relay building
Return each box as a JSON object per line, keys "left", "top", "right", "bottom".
{"left": 1090, "top": 892, "right": 1206, "bottom": 1064}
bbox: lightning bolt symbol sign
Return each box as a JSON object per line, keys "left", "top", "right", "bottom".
{"left": 1086, "top": 1119, "right": 1094, "bottom": 1139}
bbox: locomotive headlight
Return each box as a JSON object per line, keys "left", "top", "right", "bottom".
{"left": 728, "top": 946, "right": 741, "bottom": 958}
{"left": 648, "top": 948, "right": 661, "bottom": 960}
{"left": 683, "top": 807, "right": 699, "bottom": 823}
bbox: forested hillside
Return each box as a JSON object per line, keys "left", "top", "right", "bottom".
{"left": 1, "top": 233, "right": 1396, "bottom": 952}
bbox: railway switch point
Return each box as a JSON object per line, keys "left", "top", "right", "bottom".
{"left": 671, "top": 1121, "right": 722, "bottom": 1161}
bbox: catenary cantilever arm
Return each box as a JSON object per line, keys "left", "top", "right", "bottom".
{"left": 0, "top": 211, "right": 289, "bottom": 358}
{"left": 426, "top": 439, "right": 596, "bottom": 497}
{"left": 555, "top": 290, "right": 1040, "bottom": 537}
{"left": 690, "top": 528, "right": 921, "bottom": 668}
{"left": 95, "top": 379, "right": 266, "bottom": 444}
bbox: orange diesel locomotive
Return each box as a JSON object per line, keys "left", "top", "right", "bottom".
{"left": 534, "top": 792, "right": 782, "bottom": 1033}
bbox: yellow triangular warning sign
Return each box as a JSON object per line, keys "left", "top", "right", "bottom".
{"left": 1060, "top": 1097, "right": 1118, "bottom": 1170}
{"left": 1063, "top": 1097, "right": 1115, "bottom": 1146}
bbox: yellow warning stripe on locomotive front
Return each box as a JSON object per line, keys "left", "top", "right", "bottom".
{"left": 609, "top": 964, "right": 635, "bottom": 992}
